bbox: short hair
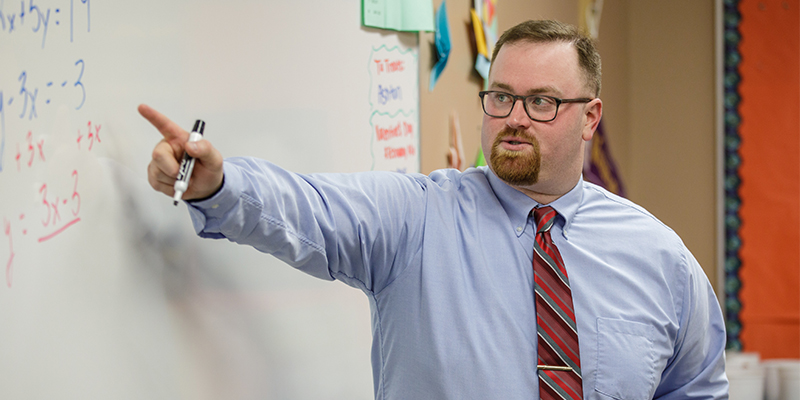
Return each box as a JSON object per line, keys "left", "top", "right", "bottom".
{"left": 491, "top": 20, "right": 602, "bottom": 97}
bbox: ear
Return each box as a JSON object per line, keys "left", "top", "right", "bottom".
{"left": 581, "top": 98, "right": 603, "bottom": 141}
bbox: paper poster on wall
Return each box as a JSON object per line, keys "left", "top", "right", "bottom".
{"left": 429, "top": 0, "right": 450, "bottom": 91}
{"left": 471, "top": 0, "right": 498, "bottom": 83}
{"left": 362, "top": 0, "right": 435, "bottom": 32}
{"left": 368, "top": 45, "right": 419, "bottom": 173}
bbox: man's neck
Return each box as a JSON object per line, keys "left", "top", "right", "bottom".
{"left": 509, "top": 175, "right": 581, "bottom": 205}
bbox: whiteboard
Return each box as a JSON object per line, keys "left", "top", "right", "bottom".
{"left": 0, "top": 1, "right": 420, "bottom": 399}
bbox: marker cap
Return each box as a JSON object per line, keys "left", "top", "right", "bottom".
{"left": 192, "top": 120, "right": 206, "bottom": 134}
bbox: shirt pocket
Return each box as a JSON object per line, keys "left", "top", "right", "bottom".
{"left": 594, "top": 317, "right": 657, "bottom": 400}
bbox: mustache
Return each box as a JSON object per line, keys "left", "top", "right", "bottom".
{"left": 494, "top": 127, "right": 536, "bottom": 143}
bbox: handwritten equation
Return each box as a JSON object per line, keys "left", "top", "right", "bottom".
{"left": 0, "top": 0, "right": 91, "bottom": 48}
{"left": 0, "top": 59, "right": 88, "bottom": 172}
{"left": 9, "top": 120, "right": 99, "bottom": 171}
{"left": 368, "top": 45, "right": 419, "bottom": 173}
{"left": 3, "top": 168, "right": 85, "bottom": 287}
{"left": 1, "top": 0, "right": 96, "bottom": 289}
{"left": 4, "top": 59, "right": 87, "bottom": 119}
{"left": 1, "top": 120, "right": 100, "bottom": 288}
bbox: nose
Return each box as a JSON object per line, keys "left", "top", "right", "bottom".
{"left": 506, "top": 98, "right": 532, "bottom": 130}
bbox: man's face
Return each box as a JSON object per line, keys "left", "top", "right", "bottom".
{"left": 481, "top": 41, "right": 601, "bottom": 198}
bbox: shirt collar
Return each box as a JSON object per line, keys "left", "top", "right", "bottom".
{"left": 484, "top": 167, "right": 585, "bottom": 240}
{"left": 548, "top": 177, "right": 584, "bottom": 240}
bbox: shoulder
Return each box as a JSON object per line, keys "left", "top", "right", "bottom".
{"left": 579, "top": 181, "right": 673, "bottom": 231}
{"left": 574, "top": 181, "right": 690, "bottom": 257}
{"left": 382, "top": 168, "right": 491, "bottom": 198}
{"left": 570, "top": 182, "right": 703, "bottom": 308}
{"left": 424, "top": 166, "right": 494, "bottom": 193}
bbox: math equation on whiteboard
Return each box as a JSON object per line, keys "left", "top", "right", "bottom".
{"left": 0, "top": 0, "right": 91, "bottom": 48}
{"left": 1, "top": 0, "right": 95, "bottom": 289}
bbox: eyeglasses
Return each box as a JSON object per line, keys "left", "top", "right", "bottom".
{"left": 478, "top": 91, "right": 594, "bottom": 122}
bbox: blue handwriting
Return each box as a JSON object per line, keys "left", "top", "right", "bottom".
{"left": 377, "top": 85, "right": 402, "bottom": 105}
{"left": 2, "top": 59, "right": 87, "bottom": 123}
{"left": 0, "top": 0, "right": 91, "bottom": 49}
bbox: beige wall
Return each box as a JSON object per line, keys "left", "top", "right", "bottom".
{"left": 418, "top": 0, "right": 718, "bottom": 289}
{"left": 626, "top": 1, "right": 717, "bottom": 288}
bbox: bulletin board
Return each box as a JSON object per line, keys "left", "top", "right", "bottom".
{"left": 733, "top": 0, "right": 800, "bottom": 359}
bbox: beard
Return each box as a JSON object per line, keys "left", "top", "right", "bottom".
{"left": 489, "top": 128, "right": 541, "bottom": 186}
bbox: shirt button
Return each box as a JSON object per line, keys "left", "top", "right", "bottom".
{"left": 211, "top": 204, "right": 220, "bottom": 209}
{"left": 516, "top": 226, "right": 523, "bottom": 232}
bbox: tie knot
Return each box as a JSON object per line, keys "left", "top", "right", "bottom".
{"left": 532, "top": 206, "right": 557, "bottom": 233}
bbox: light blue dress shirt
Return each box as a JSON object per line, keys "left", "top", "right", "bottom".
{"left": 187, "top": 157, "right": 728, "bottom": 400}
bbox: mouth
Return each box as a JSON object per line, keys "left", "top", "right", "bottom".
{"left": 499, "top": 136, "right": 533, "bottom": 150}
{"left": 503, "top": 139, "right": 529, "bottom": 145}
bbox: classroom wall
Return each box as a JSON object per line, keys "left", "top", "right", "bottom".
{"left": 625, "top": 1, "right": 717, "bottom": 290}
{"left": 418, "top": 0, "right": 719, "bottom": 290}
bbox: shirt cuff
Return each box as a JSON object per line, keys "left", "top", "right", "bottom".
{"left": 186, "top": 161, "right": 243, "bottom": 238}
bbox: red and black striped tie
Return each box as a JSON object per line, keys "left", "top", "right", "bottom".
{"left": 532, "top": 206, "right": 583, "bottom": 399}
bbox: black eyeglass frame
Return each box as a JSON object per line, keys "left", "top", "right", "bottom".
{"left": 478, "top": 91, "right": 594, "bottom": 122}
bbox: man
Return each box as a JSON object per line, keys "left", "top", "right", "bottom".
{"left": 143, "top": 20, "right": 727, "bottom": 400}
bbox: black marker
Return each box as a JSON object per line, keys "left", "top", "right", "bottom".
{"left": 173, "top": 120, "right": 205, "bottom": 205}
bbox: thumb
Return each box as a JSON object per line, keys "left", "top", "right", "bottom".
{"left": 185, "top": 140, "right": 203, "bottom": 157}
{"left": 185, "top": 139, "right": 212, "bottom": 158}
{"left": 185, "top": 139, "right": 223, "bottom": 169}
{"left": 180, "top": 138, "right": 224, "bottom": 200}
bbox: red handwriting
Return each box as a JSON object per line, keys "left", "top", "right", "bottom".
{"left": 376, "top": 122, "right": 414, "bottom": 141}
{"left": 374, "top": 58, "right": 405, "bottom": 75}
{"left": 37, "top": 217, "right": 80, "bottom": 243}
{"left": 76, "top": 120, "right": 101, "bottom": 150}
{"left": 403, "top": 122, "right": 413, "bottom": 136}
{"left": 70, "top": 170, "right": 81, "bottom": 217}
{"left": 15, "top": 143, "right": 21, "bottom": 171}
{"left": 2, "top": 170, "right": 83, "bottom": 289}
{"left": 376, "top": 123, "right": 402, "bottom": 141}
{"left": 384, "top": 145, "right": 416, "bottom": 160}
{"left": 14, "top": 131, "right": 46, "bottom": 171}
{"left": 36, "top": 170, "right": 81, "bottom": 242}
{"left": 4, "top": 218, "right": 15, "bottom": 288}
{"left": 3, "top": 116, "right": 97, "bottom": 288}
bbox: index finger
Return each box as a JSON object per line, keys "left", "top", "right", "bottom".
{"left": 138, "top": 104, "right": 189, "bottom": 142}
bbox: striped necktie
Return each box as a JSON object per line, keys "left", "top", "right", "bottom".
{"left": 532, "top": 206, "right": 583, "bottom": 399}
